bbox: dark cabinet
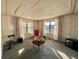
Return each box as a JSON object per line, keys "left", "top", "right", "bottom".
{"left": 17, "top": 37, "right": 23, "bottom": 43}
{"left": 65, "top": 38, "right": 78, "bottom": 51}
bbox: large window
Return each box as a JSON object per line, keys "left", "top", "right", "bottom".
{"left": 44, "top": 21, "right": 55, "bottom": 33}
{"left": 26, "top": 23, "right": 33, "bottom": 33}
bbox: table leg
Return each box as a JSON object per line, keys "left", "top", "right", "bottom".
{"left": 65, "top": 39, "right": 66, "bottom": 45}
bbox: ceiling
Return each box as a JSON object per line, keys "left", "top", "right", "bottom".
{"left": 1, "top": 0, "right": 78, "bottom": 20}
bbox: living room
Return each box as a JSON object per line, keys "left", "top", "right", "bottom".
{"left": 1, "top": 0, "right": 78, "bottom": 59}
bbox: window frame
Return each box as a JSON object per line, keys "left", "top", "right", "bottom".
{"left": 44, "top": 21, "right": 55, "bottom": 33}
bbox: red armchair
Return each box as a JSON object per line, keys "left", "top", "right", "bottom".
{"left": 32, "top": 29, "right": 45, "bottom": 47}
{"left": 34, "top": 29, "right": 39, "bottom": 37}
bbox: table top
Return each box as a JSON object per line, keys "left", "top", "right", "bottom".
{"left": 65, "top": 38, "right": 78, "bottom": 42}
{"left": 32, "top": 40, "right": 45, "bottom": 46}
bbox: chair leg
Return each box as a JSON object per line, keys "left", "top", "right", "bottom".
{"left": 32, "top": 44, "right": 35, "bottom": 59}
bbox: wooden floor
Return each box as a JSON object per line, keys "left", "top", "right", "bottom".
{"left": 2, "top": 40, "right": 78, "bottom": 59}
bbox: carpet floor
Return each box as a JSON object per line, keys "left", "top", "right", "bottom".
{"left": 2, "top": 40, "right": 78, "bottom": 59}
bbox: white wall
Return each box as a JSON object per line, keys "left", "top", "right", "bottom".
{"left": 70, "top": 14, "right": 78, "bottom": 39}
{"left": 1, "top": 15, "right": 21, "bottom": 45}
{"left": 61, "top": 14, "right": 78, "bottom": 42}
{"left": 1, "top": 15, "right": 15, "bottom": 45}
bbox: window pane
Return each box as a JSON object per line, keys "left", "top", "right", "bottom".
{"left": 51, "top": 21, "right": 55, "bottom": 32}
{"left": 44, "top": 22, "right": 50, "bottom": 33}
{"left": 27, "top": 23, "right": 32, "bottom": 33}
{"left": 51, "top": 22, "right": 55, "bottom": 25}
{"left": 26, "top": 24, "right": 28, "bottom": 33}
